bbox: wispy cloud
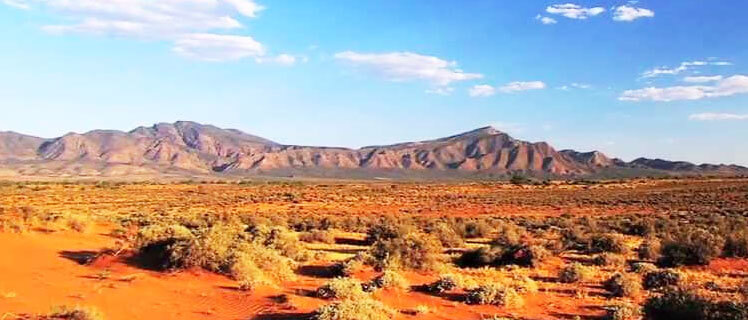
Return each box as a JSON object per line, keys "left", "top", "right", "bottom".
{"left": 334, "top": 51, "right": 482, "bottom": 87}
{"left": 426, "top": 87, "right": 455, "bottom": 96}
{"left": 641, "top": 60, "right": 732, "bottom": 78}
{"left": 612, "top": 5, "right": 654, "bottom": 22}
{"left": 2, "top": 0, "right": 29, "bottom": 9}
{"left": 499, "top": 81, "right": 547, "bottom": 93}
{"left": 689, "top": 113, "right": 748, "bottom": 121}
{"left": 1, "top": 0, "right": 295, "bottom": 63}
{"left": 683, "top": 75, "right": 723, "bottom": 83}
{"left": 620, "top": 75, "right": 748, "bottom": 102}
{"left": 546, "top": 4, "right": 605, "bottom": 20}
{"left": 535, "top": 14, "right": 557, "bottom": 25}
{"left": 469, "top": 84, "right": 496, "bottom": 97}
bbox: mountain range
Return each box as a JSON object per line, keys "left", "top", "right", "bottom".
{"left": 0, "top": 121, "right": 745, "bottom": 180}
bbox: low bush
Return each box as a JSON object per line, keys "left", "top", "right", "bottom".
{"left": 371, "top": 270, "right": 409, "bottom": 290}
{"left": 643, "top": 270, "right": 680, "bottom": 290}
{"left": 454, "top": 220, "right": 492, "bottom": 239}
{"left": 46, "top": 305, "right": 103, "bottom": 320}
{"left": 421, "top": 276, "right": 457, "bottom": 294}
{"left": 424, "top": 222, "right": 463, "bottom": 248}
{"left": 643, "top": 288, "right": 748, "bottom": 320}
{"left": 638, "top": 238, "right": 662, "bottom": 261}
{"left": 456, "top": 244, "right": 548, "bottom": 268}
{"left": 604, "top": 302, "right": 640, "bottom": 320}
{"left": 558, "top": 263, "right": 591, "bottom": 283}
{"left": 465, "top": 284, "right": 522, "bottom": 307}
{"left": 300, "top": 230, "right": 336, "bottom": 244}
{"left": 603, "top": 273, "right": 641, "bottom": 297}
{"left": 723, "top": 232, "right": 748, "bottom": 258}
{"left": 658, "top": 229, "right": 724, "bottom": 267}
{"left": 316, "top": 278, "right": 367, "bottom": 300}
{"left": 593, "top": 253, "right": 627, "bottom": 268}
{"left": 588, "top": 233, "right": 627, "bottom": 254}
{"left": 313, "top": 297, "right": 395, "bottom": 320}
{"left": 369, "top": 231, "right": 442, "bottom": 271}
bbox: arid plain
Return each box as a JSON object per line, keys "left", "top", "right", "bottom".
{"left": 1, "top": 178, "right": 747, "bottom": 320}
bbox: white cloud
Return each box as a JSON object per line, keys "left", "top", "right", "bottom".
{"left": 256, "top": 53, "right": 301, "bottom": 66}
{"left": 571, "top": 82, "right": 591, "bottom": 89}
{"left": 546, "top": 4, "right": 605, "bottom": 19}
{"left": 641, "top": 61, "right": 707, "bottom": 78}
{"left": 498, "top": 81, "right": 547, "bottom": 93}
{"left": 426, "top": 87, "right": 454, "bottom": 96}
{"left": 173, "top": 33, "right": 264, "bottom": 62}
{"left": 334, "top": 51, "right": 482, "bottom": 87}
{"left": 641, "top": 60, "right": 732, "bottom": 78}
{"left": 620, "top": 75, "right": 748, "bottom": 102}
{"left": 5, "top": 0, "right": 290, "bottom": 63}
{"left": 683, "top": 75, "right": 723, "bottom": 83}
{"left": 689, "top": 113, "right": 748, "bottom": 121}
{"left": 2, "top": 0, "right": 29, "bottom": 9}
{"left": 535, "top": 15, "right": 557, "bottom": 25}
{"left": 612, "top": 5, "right": 654, "bottom": 22}
{"left": 469, "top": 85, "right": 496, "bottom": 97}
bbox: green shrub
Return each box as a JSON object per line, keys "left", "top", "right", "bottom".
{"left": 593, "top": 253, "right": 627, "bottom": 267}
{"left": 604, "top": 302, "right": 640, "bottom": 320}
{"left": 313, "top": 298, "right": 395, "bottom": 320}
{"left": 638, "top": 238, "right": 662, "bottom": 261}
{"left": 658, "top": 229, "right": 724, "bottom": 267}
{"left": 465, "top": 284, "right": 522, "bottom": 306}
{"left": 421, "top": 276, "right": 457, "bottom": 294}
{"left": 369, "top": 232, "right": 442, "bottom": 271}
{"left": 589, "top": 233, "right": 627, "bottom": 254}
{"left": 603, "top": 273, "right": 641, "bottom": 297}
{"left": 643, "top": 270, "right": 680, "bottom": 290}
{"left": 371, "top": 270, "right": 409, "bottom": 290}
{"left": 643, "top": 288, "right": 748, "bottom": 320}
{"left": 316, "top": 278, "right": 367, "bottom": 300}
{"left": 723, "top": 232, "right": 748, "bottom": 258}
{"left": 558, "top": 263, "right": 591, "bottom": 283}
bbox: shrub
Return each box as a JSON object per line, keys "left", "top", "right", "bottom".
{"left": 421, "top": 276, "right": 457, "bottom": 294}
{"left": 300, "top": 230, "right": 336, "bottom": 244}
{"left": 739, "top": 280, "right": 748, "bottom": 300}
{"left": 558, "top": 263, "right": 591, "bottom": 283}
{"left": 723, "top": 232, "right": 748, "bottom": 258}
{"left": 316, "top": 278, "right": 367, "bottom": 300}
{"left": 630, "top": 262, "right": 657, "bottom": 274}
{"left": 365, "top": 220, "right": 414, "bottom": 244}
{"left": 369, "top": 232, "right": 442, "bottom": 271}
{"left": 638, "top": 238, "right": 662, "bottom": 261}
{"left": 593, "top": 253, "right": 627, "bottom": 268}
{"left": 456, "top": 244, "right": 548, "bottom": 268}
{"left": 589, "top": 233, "right": 627, "bottom": 254}
{"left": 425, "top": 223, "right": 463, "bottom": 248}
{"left": 371, "top": 270, "right": 409, "bottom": 290}
{"left": 331, "top": 255, "right": 366, "bottom": 277}
{"left": 313, "top": 298, "right": 395, "bottom": 320}
{"left": 455, "top": 247, "right": 500, "bottom": 268}
{"left": 604, "top": 273, "right": 641, "bottom": 297}
{"left": 604, "top": 302, "right": 640, "bottom": 320}
{"left": 66, "top": 215, "right": 90, "bottom": 233}
{"left": 46, "top": 305, "right": 103, "bottom": 320}
{"left": 643, "top": 289, "right": 705, "bottom": 320}
{"left": 642, "top": 288, "right": 748, "bottom": 320}
{"left": 465, "top": 284, "right": 522, "bottom": 307}
{"left": 658, "top": 229, "right": 724, "bottom": 267}
{"left": 455, "top": 220, "right": 492, "bottom": 239}
{"left": 643, "top": 270, "right": 680, "bottom": 290}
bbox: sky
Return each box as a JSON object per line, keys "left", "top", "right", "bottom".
{"left": 1, "top": 1, "right": 747, "bottom": 165}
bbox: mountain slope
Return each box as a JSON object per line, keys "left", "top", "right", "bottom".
{"left": 0, "top": 122, "right": 745, "bottom": 179}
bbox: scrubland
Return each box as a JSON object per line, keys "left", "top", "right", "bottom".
{"left": 0, "top": 178, "right": 747, "bottom": 320}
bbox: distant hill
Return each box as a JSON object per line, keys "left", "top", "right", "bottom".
{"left": 0, "top": 121, "right": 745, "bottom": 179}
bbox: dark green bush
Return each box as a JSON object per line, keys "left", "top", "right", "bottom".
{"left": 643, "top": 270, "right": 680, "bottom": 290}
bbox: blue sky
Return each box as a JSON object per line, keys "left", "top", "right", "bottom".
{"left": 1, "top": 1, "right": 747, "bottom": 165}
